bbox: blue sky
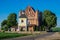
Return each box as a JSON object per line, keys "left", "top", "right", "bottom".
{"left": 0, "top": 0, "right": 60, "bottom": 27}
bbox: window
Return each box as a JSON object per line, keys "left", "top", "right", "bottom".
{"left": 29, "top": 12, "right": 30, "bottom": 14}
{"left": 29, "top": 9, "right": 30, "bottom": 14}
{"left": 21, "top": 12, "right": 24, "bottom": 14}
{"left": 21, "top": 20, "right": 24, "bottom": 23}
{"left": 29, "top": 9, "right": 30, "bottom": 11}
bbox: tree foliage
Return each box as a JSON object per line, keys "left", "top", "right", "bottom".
{"left": 1, "top": 20, "right": 7, "bottom": 27}
{"left": 1, "top": 25, "right": 8, "bottom": 31}
{"left": 1, "top": 13, "right": 17, "bottom": 31}
{"left": 7, "top": 13, "right": 17, "bottom": 27}
{"left": 1, "top": 20, "right": 8, "bottom": 31}
{"left": 43, "top": 10, "right": 57, "bottom": 31}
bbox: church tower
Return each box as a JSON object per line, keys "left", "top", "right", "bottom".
{"left": 18, "top": 11, "right": 27, "bottom": 31}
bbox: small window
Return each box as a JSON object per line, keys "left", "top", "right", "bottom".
{"left": 29, "top": 12, "right": 30, "bottom": 14}
{"left": 29, "top": 9, "right": 30, "bottom": 14}
{"left": 29, "top": 9, "right": 30, "bottom": 11}
{"left": 21, "top": 20, "right": 24, "bottom": 23}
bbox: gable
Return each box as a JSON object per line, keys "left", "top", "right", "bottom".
{"left": 25, "top": 6, "right": 35, "bottom": 17}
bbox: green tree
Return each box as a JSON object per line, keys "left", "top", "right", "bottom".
{"left": 1, "top": 20, "right": 7, "bottom": 27}
{"left": 43, "top": 10, "right": 57, "bottom": 31}
{"left": 1, "top": 20, "right": 8, "bottom": 31}
{"left": 7, "top": 13, "right": 17, "bottom": 28}
{"left": 1, "top": 25, "right": 8, "bottom": 31}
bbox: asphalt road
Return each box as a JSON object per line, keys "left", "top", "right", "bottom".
{"left": 2, "top": 32, "right": 55, "bottom": 40}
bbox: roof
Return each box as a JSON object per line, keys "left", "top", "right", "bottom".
{"left": 19, "top": 13, "right": 27, "bottom": 18}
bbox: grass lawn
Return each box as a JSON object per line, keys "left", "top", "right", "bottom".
{"left": 0, "top": 32, "right": 31, "bottom": 39}
{"left": 51, "top": 27, "right": 60, "bottom": 32}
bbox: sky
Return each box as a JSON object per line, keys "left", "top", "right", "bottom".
{"left": 0, "top": 0, "right": 60, "bottom": 27}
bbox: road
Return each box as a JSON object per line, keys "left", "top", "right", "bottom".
{"left": 2, "top": 32, "right": 55, "bottom": 40}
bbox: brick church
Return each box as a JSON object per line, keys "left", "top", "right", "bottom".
{"left": 18, "top": 6, "right": 40, "bottom": 32}
{"left": 11, "top": 6, "right": 41, "bottom": 32}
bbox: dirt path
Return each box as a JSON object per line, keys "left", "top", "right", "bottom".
{"left": 35, "top": 32, "right": 60, "bottom": 40}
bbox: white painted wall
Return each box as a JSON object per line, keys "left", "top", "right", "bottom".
{"left": 18, "top": 18, "right": 28, "bottom": 31}
{"left": 18, "top": 18, "right": 27, "bottom": 26}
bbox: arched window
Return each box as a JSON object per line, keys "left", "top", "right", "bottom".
{"left": 29, "top": 9, "right": 30, "bottom": 14}
{"left": 21, "top": 20, "right": 24, "bottom": 23}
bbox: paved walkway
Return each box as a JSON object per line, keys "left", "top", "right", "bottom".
{"left": 35, "top": 32, "right": 60, "bottom": 40}
{"left": 2, "top": 32, "right": 56, "bottom": 40}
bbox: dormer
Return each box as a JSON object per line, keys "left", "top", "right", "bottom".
{"left": 19, "top": 11, "right": 27, "bottom": 18}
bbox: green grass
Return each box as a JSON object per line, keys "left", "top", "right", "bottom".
{"left": 0, "top": 32, "right": 31, "bottom": 39}
{"left": 51, "top": 27, "right": 60, "bottom": 32}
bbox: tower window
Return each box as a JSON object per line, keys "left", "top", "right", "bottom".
{"left": 21, "top": 20, "right": 24, "bottom": 23}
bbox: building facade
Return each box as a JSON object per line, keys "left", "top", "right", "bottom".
{"left": 18, "top": 6, "right": 39, "bottom": 31}
{"left": 18, "top": 12, "right": 28, "bottom": 31}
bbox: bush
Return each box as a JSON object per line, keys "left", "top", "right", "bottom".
{"left": 1, "top": 25, "right": 8, "bottom": 31}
